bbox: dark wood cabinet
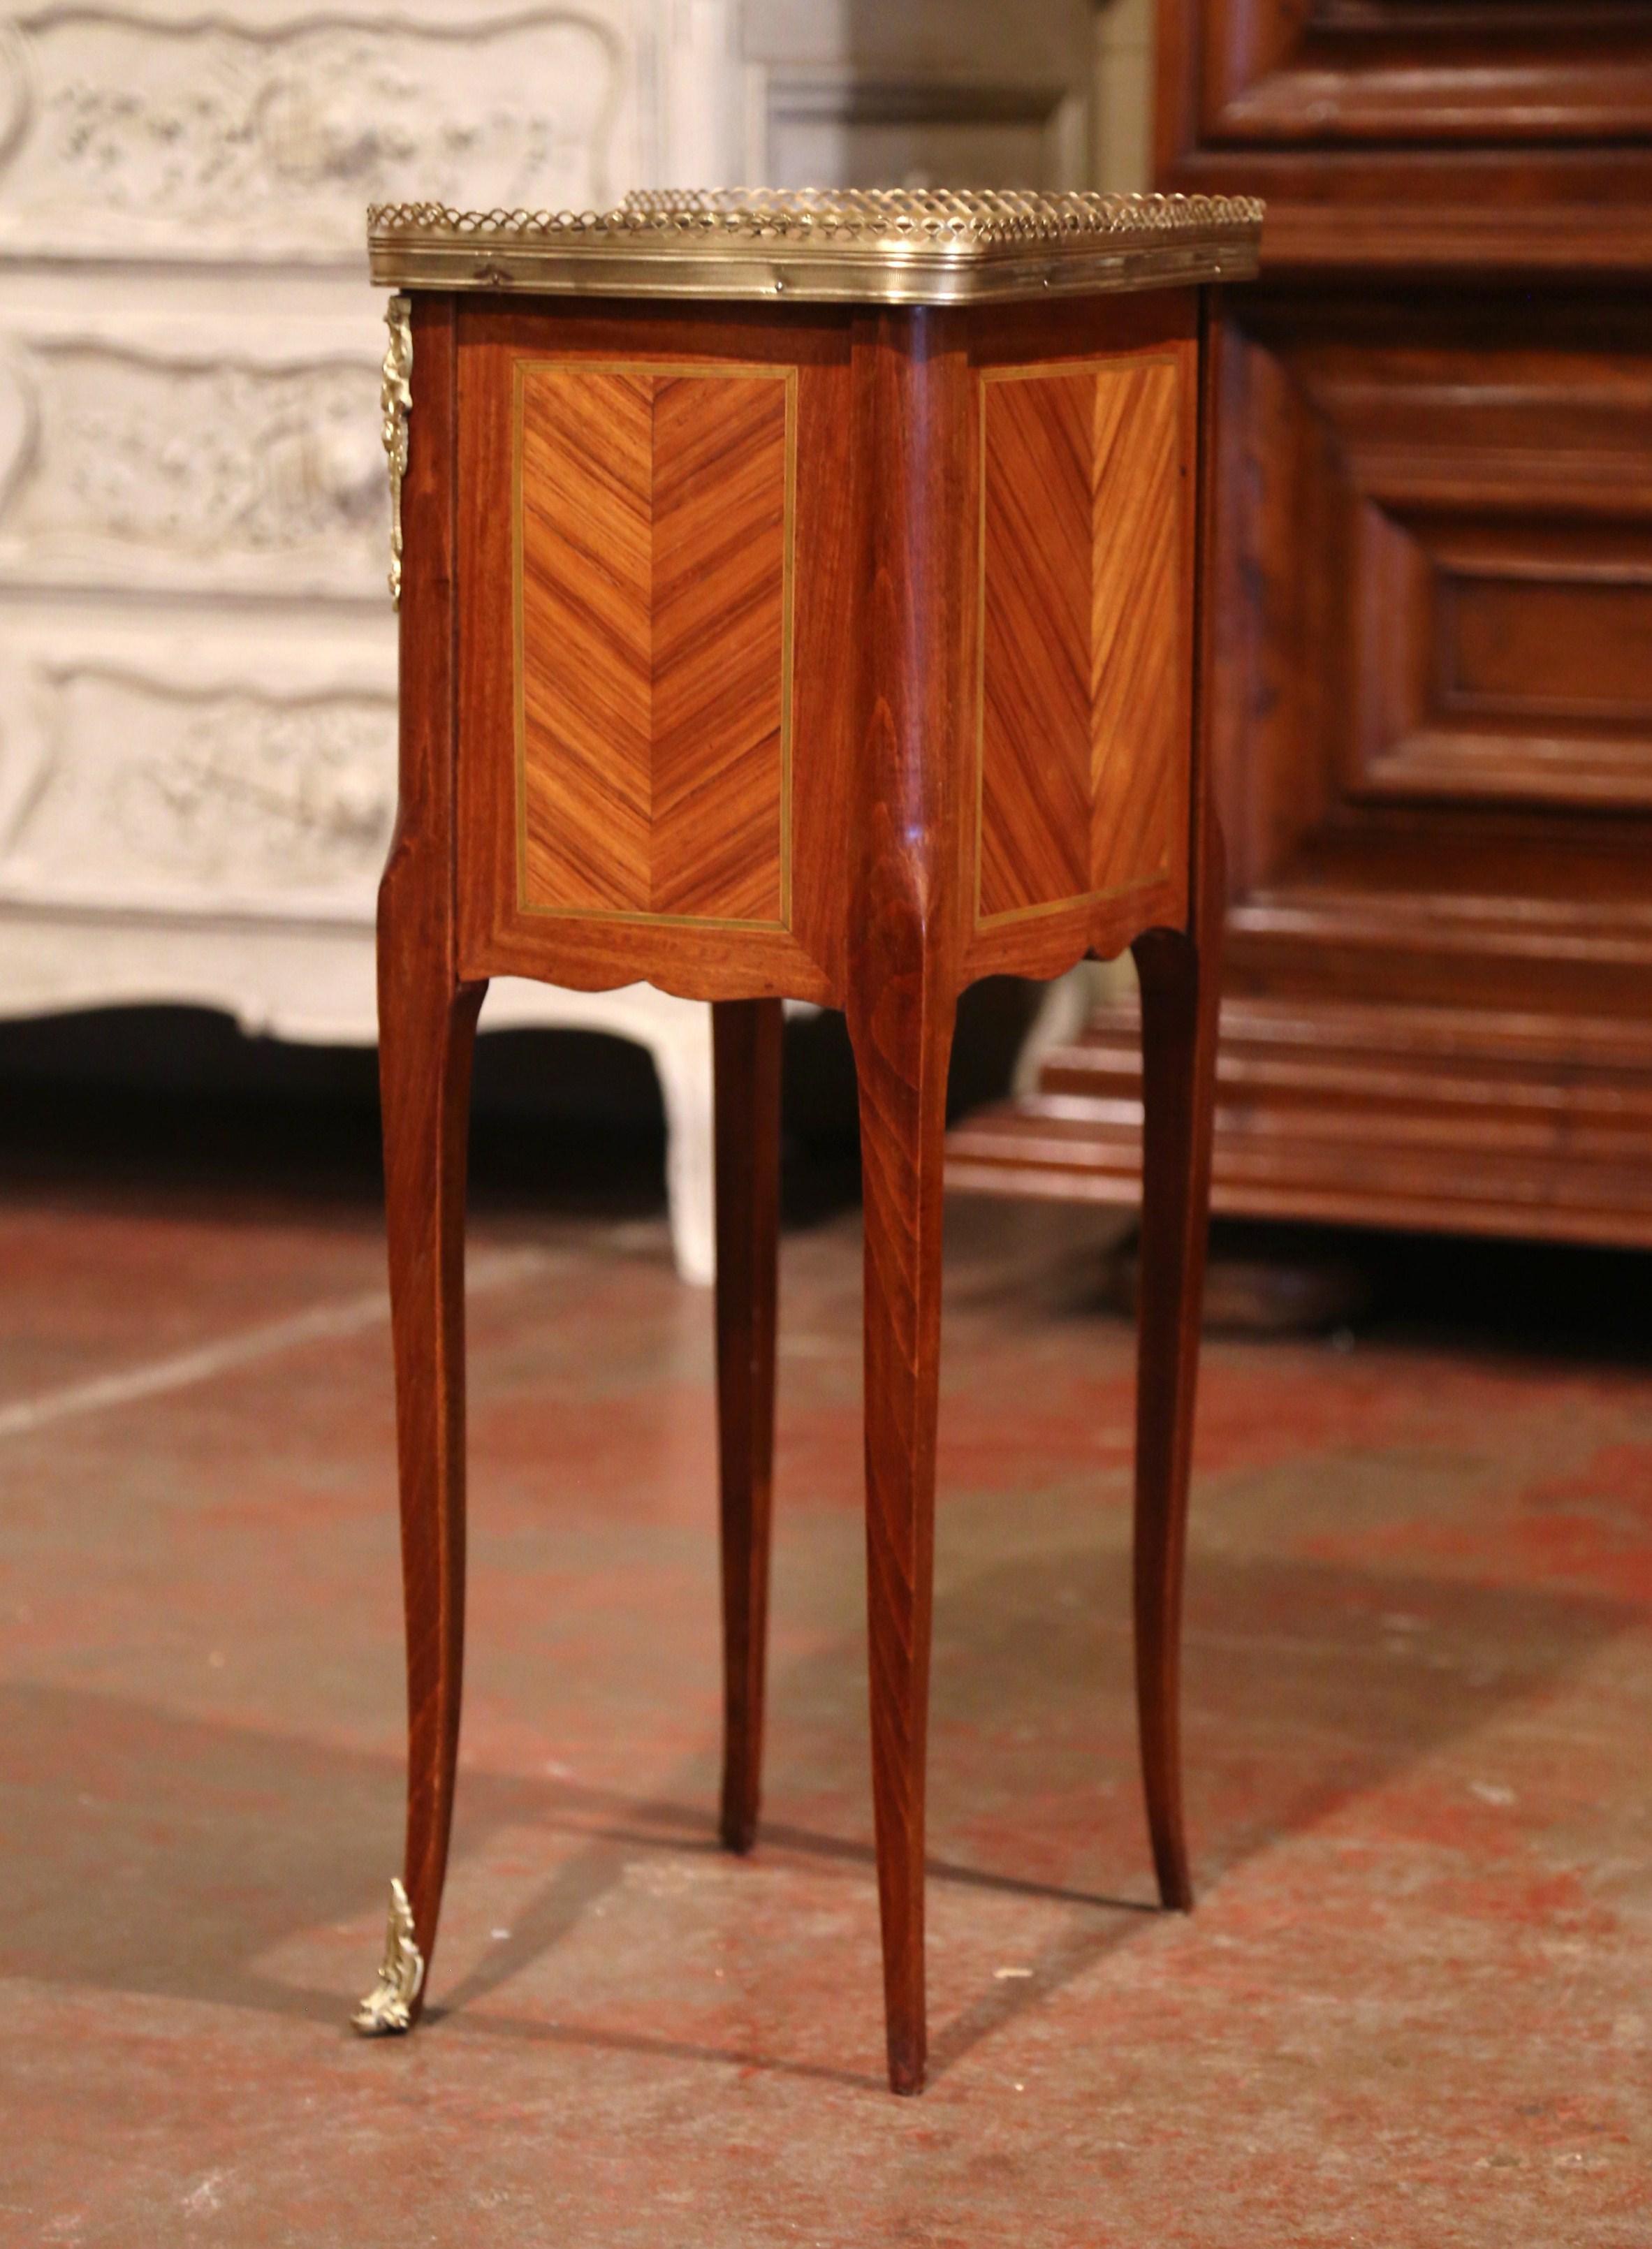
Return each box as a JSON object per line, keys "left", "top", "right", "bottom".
{"left": 949, "top": 0, "right": 1652, "bottom": 1250}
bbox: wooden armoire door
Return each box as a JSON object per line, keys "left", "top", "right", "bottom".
{"left": 949, "top": 1, "right": 1652, "bottom": 1248}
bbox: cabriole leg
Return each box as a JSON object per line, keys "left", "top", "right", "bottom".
{"left": 1129, "top": 818, "right": 1226, "bottom": 1913}
{"left": 712, "top": 998, "right": 783, "bottom": 1853}
{"left": 356, "top": 874, "right": 483, "bottom": 2035}
{"left": 849, "top": 974, "right": 956, "bottom": 2095}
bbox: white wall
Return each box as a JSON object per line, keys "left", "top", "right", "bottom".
{"left": 740, "top": 0, "right": 1095, "bottom": 187}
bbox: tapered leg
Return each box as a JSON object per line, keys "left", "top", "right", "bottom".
{"left": 366, "top": 861, "right": 484, "bottom": 2030}
{"left": 848, "top": 981, "right": 956, "bottom": 2096}
{"left": 712, "top": 998, "right": 783, "bottom": 1853}
{"left": 350, "top": 293, "right": 485, "bottom": 2036}
{"left": 1130, "top": 816, "right": 1226, "bottom": 1913}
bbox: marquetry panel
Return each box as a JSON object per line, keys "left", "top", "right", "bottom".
{"left": 976, "top": 355, "right": 1185, "bottom": 926}
{"left": 516, "top": 360, "right": 793, "bottom": 927}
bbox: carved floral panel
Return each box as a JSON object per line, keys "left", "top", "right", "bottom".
{"left": 0, "top": 6, "right": 632, "bottom": 258}
{"left": 0, "top": 668, "right": 395, "bottom": 912}
{"left": 0, "top": 342, "right": 386, "bottom": 592}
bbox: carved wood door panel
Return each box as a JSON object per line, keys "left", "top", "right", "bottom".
{"left": 1209, "top": 293, "right": 1652, "bottom": 1027}
{"left": 1199, "top": 0, "right": 1652, "bottom": 142}
{"left": 947, "top": 0, "right": 1652, "bottom": 1249}
{"left": 1160, "top": 0, "right": 1652, "bottom": 270}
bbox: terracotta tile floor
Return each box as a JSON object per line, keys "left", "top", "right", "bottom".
{"left": 1, "top": 1124, "right": 1650, "bottom": 2245}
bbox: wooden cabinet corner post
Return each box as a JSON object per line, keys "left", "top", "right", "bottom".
{"left": 362, "top": 293, "right": 487, "bottom": 2036}
{"left": 844, "top": 306, "right": 967, "bottom": 2095}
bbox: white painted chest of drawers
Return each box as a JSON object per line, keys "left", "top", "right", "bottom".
{"left": 0, "top": 0, "right": 738, "bottom": 1277}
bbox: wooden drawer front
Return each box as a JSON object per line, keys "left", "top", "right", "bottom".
{"left": 976, "top": 351, "right": 1191, "bottom": 930}
{"left": 1206, "top": 297, "right": 1652, "bottom": 1020}
{"left": 1201, "top": 0, "right": 1652, "bottom": 146}
{"left": 1356, "top": 513, "right": 1652, "bottom": 810}
{"left": 516, "top": 359, "right": 794, "bottom": 930}
{"left": 1275, "top": 318, "right": 1652, "bottom": 816}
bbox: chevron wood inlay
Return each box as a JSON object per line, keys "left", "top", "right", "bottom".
{"left": 516, "top": 361, "right": 792, "bottom": 925}
{"left": 1090, "top": 360, "right": 1181, "bottom": 899}
{"left": 977, "top": 355, "right": 1186, "bottom": 925}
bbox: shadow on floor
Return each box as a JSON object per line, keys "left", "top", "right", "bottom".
{"left": 0, "top": 981, "right": 1040, "bottom": 1243}
{"left": 3, "top": 1542, "right": 1635, "bottom": 2087}
{"left": 1181, "top": 1217, "right": 1652, "bottom": 1370}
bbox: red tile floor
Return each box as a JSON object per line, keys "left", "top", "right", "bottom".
{"left": 1, "top": 1097, "right": 1650, "bottom": 2244}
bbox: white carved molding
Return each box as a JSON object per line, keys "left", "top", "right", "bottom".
{"left": 0, "top": 335, "right": 29, "bottom": 520}
{"left": 747, "top": 66, "right": 1088, "bottom": 193}
{"left": 0, "top": 893, "right": 721, "bottom": 1281}
{"left": 0, "top": 667, "right": 395, "bottom": 915}
{"left": 0, "top": 612, "right": 390, "bottom": 876}
{"left": 0, "top": 0, "right": 750, "bottom": 1282}
{"left": 0, "top": 4, "right": 637, "bottom": 261}
{"left": 0, "top": 339, "right": 385, "bottom": 594}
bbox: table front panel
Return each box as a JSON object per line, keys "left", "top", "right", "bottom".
{"left": 517, "top": 360, "right": 793, "bottom": 928}
{"left": 456, "top": 303, "right": 851, "bottom": 1004}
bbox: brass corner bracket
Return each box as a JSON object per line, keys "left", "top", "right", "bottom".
{"left": 353, "top": 1875, "right": 425, "bottom": 2035}
{"left": 381, "top": 293, "right": 413, "bottom": 610}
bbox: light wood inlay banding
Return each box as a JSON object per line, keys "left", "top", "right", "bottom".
{"left": 977, "top": 355, "right": 1186, "bottom": 926}
{"left": 516, "top": 360, "right": 794, "bottom": 927}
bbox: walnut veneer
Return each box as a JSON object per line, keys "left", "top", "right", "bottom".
{"left": 364, "top": 191, "right": 1259, "bottom": 2093}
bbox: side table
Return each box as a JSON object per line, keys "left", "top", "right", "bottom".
{"left": 355, "top": 188, "right": 1262, "bottom": 2094}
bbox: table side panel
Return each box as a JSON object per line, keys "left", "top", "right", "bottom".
{"left": 649, "top": 371, "right": 790, "bottom": 921}
{"left": 979, "top": 365, "right": 1095, "bottom": 916}
{"left": 517, "top": 364, "right": 653, "bottom": 914}
{"left": 455, "top": 302, "right": 851, "bottom": 1003}
{"left": 517, "top": 360, "right": 791, "bottom": 925}
{"left": 965, "top": 298, "right": 1197, "bottom": 978}
{"left": 1089, "top": 356, "right": 1185, "bottom": 898}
